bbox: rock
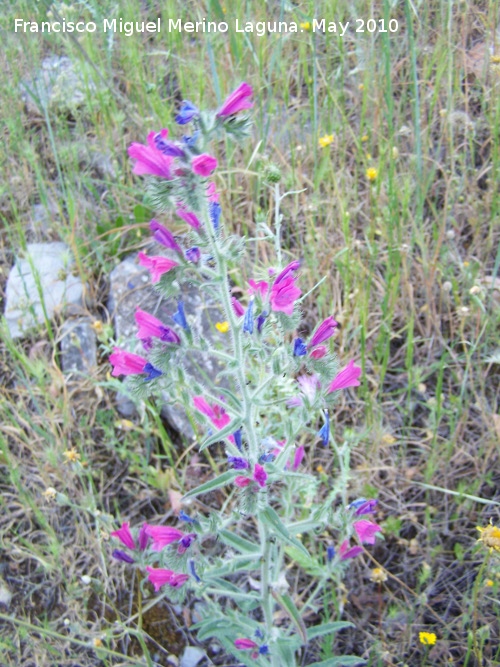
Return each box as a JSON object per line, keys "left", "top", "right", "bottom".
{"left": 0, "top": 578, "right": 12, "bottom": 609}
{"left": 60, "top": 318, "right": 97, "bottom": 374}
{"left": 5, "top": 242, "right": 84, "bottom": 339}
{"left": 179, "top": 646, "right": 209, "bottom": 667}
{"left": 107, "top": 252, "right": 228, "bottom": 440}
{"left": 21, "top": 55, "right": 96, "bottom": 116}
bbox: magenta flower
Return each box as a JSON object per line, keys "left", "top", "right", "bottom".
{"left": 109, "top": 348, "right": 148, "bottom": 377}
{"left": 310, "top": 345, "right": 327, "bottom": 360}
{"left": 270, "top": 275, "right": 302, "bottom": 315}
{"left": 234, "top": 476, "right": 251, "bottom": 488}
{"left": 274, "top": 260, "right": 300, "bottom": 285}
{"left": 138, "top": 252, "right": 179, "bottom": 283}
{"left": 149, "top": 219, "right": 182, "bottom": 254}
{"left": 310, "top": 316, "right": 338, "bottom": 347}
{"left": 327, "top": 360, "right": 362, "bottom": 392}
{"left": 175, "top": 207, "right": 202, "bottom": 230}
{"left": 253, "top": 463, "right": 267, "bottom": 488}
{"left": 192, "top": 153, "right": 218, "bottom": 177}
{"left": 135, "top": 308, "right": 181, "bottom": 345}
{"left": 193, "top": 396, "right": 234, "bottom": 443}
{"left": 217, "top": 82, "right": 254, "bottom": 117}
{"left": 248, "top": 279, "right": 269, "bottom": 297}
{"left": 234, "top": 638, "right": 259, "bottom": 650}
{"left": 292, "top": 445, "right": 305, "bottom": 471}
{"left": 339, "top": 540, "right": 364, "bottom": 560}
{"left": 177, "top": 533, "right": 196, "bottom": 555}
{"left": 146, "top": 566, "right": 189, "bottom": 591}
{"left": 354, "top": 520, "right": 382, "bottom": 545}
{"left": 232, "top": 297, "right": 245, "bottom": 317}
{"left": 144, "top": 525, "right": 185, "bottom": 551}
{"left": 111, "top": 522, "right": 136, "bottom": 550}
{"left": 128, "top": 130, "right": 174, "bottom": 179}
{"left": 353, "top": 499, "right": 378, "bottom": 516}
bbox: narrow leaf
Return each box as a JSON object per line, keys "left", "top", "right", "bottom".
{"left": 260, "top": 506, "right": 310, "bottom": 557}
{"left": 306, "top": 621, "right": 354, "bottom": 641}
{"left": 272, "top": 592, "right": 307, "bottom": 643}
{"left": 219, "top": 529, "right": 261, "bottom": 554}
{"left": 199, "top": 418, "right": 243, "bottom": 450}
{"left": 182, "top": 470, "right": 236, "bottom": 499}
{"left": 307, "top": 657, "right": 365, "bottom": 667}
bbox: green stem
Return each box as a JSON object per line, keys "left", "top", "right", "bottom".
{"left": 274, "top": 183, "right": 282, "bottom": 265}
{"left": 472, "top": 554, "right": 489, "bottom": 663}
{"left": 260, "top": 519, "right": 280, "bottom": 667}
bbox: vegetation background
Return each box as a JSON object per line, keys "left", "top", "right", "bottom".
{"left": 0, "top": 0, "right": 499, "bottom": 665}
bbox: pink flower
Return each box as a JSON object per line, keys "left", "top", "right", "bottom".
{"left": 192, "top": 153, "right": 218, "bottom": 177}
{"left": 109, "top": 348, "right": 147, "bottom": 376}
{"left": 138, "top": 252, "right": 179, "bottom": 283}
{"left": 339, "top": 540, "right": 364, "bottom": 560}
{"left": 207, "top": 182, "right": 220, "bottom": 202}
{"left": 310, "top": 345, "right": 327, "bottom": 360}
{"left": 135, "top": 308, "right": 181, "bottom": 345}
{"left": 292, "top": 445, "right": 305, "bottom": 471}
{"left": 144, "top": 525, "right": 185, "bottom": 551}
{"left": 146, "top": 566, "right": 189, "bottom": 591}
{"left": 111, "top": 522, "right": 136, "bottom": 550}
{"left": 270, "top": 275, "right": 301, "bottom": 315}
{"left": 310, "top": 316, "right": 338, "bottom": 347}
{"left": 175, "top": 207, "right": 202, "bottom": 229}
{"left": 253, "top": 463, "right": 267, "bottom": 488}
{"left": 234, "top": 476, "right": 251, "bottom": 488}
{"left": 274, "top": 260, "right": 300, "bottom": 285}
{"left": 248, "top": 279, "right": 269, "bottom": 297}
{"left": 149, "top": 219, "right": 182, "bottom": 254}
{"left": 354, "top": 520, "right": 382, "bottom": 545}
{"left": 128, "top": 130, "right": 174, "bottom": 179}
{"left": 217, "top": 82, "right": 254, "bottom": 117}
{"left": 193, "top": 396, "right": 234, "bottom": 443}
{"left": 231, "top": 297, "right": 245, "bottom": 317}
{"left": 234, "top": 638, "right": 259, "bottom": 650}
{"left": 327, "top": 360, "right": 362, "bottom": 392}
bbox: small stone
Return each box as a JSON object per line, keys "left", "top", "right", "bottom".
{"left": 5, "top": 242, "right": 84, "bottom": 338}
{"left": 179, "top": 646, "right": 208, "bottom": 667}
{"left": 0, "top": 579, "right": 12, "bottom": 608}
{"left": 60, "top": 318, "right": 97, "bottom": 374}
{"left": 81, "top": 575, "right": 91, "bottom": 585}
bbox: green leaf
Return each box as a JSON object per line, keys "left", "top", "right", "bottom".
{"left": 306, "top": 622, "right": 354, "bottom": 641}
{"left": 182, "top": 470, "right": 236, "bottom": 499}
{"left": 219, "top": 529, "right": 261, "bottom": 555}
{"left": 284, "top": 546, "right": 324, "bottom": 577}
{"left": 260, "top": 507, "right": 310, "bottom": 557}
{"left": 307, "top": 657, "right": 365, "bottom": 667}
{"left": 272, "top": 592, "right": 307, "bottom": 643}
{"left": 199, "top": 418, "right": 243, "bottom": 450}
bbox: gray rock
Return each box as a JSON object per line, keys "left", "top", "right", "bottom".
{"left": 179, "top": 646, "right": 208, "bottom": 667}
{"left": 107, "top": 252, "right": 229, "bottom": 440}
{"left": 60, "top": 318, "right": 97, "bottom": 374}
{"left": 5, "top": 242, "right": 84, "bottom": 338}
{"left": 21, "top": 55, "right": 96, "bottom": 116}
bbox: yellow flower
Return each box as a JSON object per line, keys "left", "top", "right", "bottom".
{"left": 361, "top": 134, "right": 369, "bottom": 142}
{"left": 358, "top": 83, "right": 365, "bottom": 91}
{"left": 477, "top": 522, "right": 500, "bottom": 553}
{"left": 215, "top": 321, "right": 230, "bottom": 333}
{"left": 63, "top": 448, "right": 80, "bottom": 463}
{"left": 42, "top": 487, "right": 57, "bottom": 501}
{"left": 300, "top": 21, "right": 311, "bottom": 31}
{"left": 490, "top": 55, "right": 500, "bottom": 64}
{"left": 485, "top": 579, "right": 494, "bottom": 587}
{"left": 366, "top": 167, "right": 378, "bottom": 181}
{"left": 419, "top": 631, "right": 437, "bottom": 646}
{"left": 370, "top": 567, "right": 388, "bottom": 583}
{"left": 91, "top": 320, "right": 104, "bottom": 335}
{"left": 316, "top": 464, "right": 325, "bottom": 474}
{"left": 319, "top": 134, "right": 334, "bottom": 148}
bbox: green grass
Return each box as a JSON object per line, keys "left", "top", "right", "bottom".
{"left": 1, "top": 0, "right": 500, "bottom": 665}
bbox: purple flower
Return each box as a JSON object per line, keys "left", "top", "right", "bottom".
{"left": 175, "top": 100, "right": 199, "bottom": 125}
{"left": 111, "top": 522, "right": 136, "bottom": 549}
{"left": 149, "top": 219, "right": 182, "bottom": 254}
{"left": 274, "top": 260, "right": 301, "bottom": 284}
{"left": 327, "top": 360, "right": 362, "bottom": 392}
{"left": 144, "top": 525, "right": 185, "bottom": 551}
{"left": 318, "top": 411, "right": 330, "bottom": 446}
{"left": 243, "top": 299, "right": 254, "bottom": 333}
{"left": 256, "top": 311, "right": 267, "bottom": 333}
{"left": 153, "top": 133, "right": 186, "bottom": 157}
{"left": 309, "top": 316, "right": 338, "bottom": 347}
{"left": 178, "top": 533, "right": 196, "bottom": 554}
{"left": 234, "top": 638, "right": 259, "bottom": 650}
{"left": 109, "top": 349, "right": 161, "bottom": 382}
{"left": 179, "top": 510, "right": 196, "bottom": 523}
{"left": 339, "top": 540, "right": 364, "bottom": 560}
{"left": 326, "top": 546, "right": 336, "bottom": 562}
{"left": 217, "top": 82, "right": 254, "bottom": 117}
{"left": 192, "top": 153, "right": 217, "bottom": 177}
{"left": 185, "top": 247, "right": 201, "bottom": 263}
{"left": 188, "top": 559, "right": 201, "bottom": 582}
{"left": 253, "top": 463, "right": 267, "bottom": 488}
{"left": 138, "top": 252, "right": 179, "bottom": 283}
{"left": 293, "top": 338, "right": 307, "bottom": 356}
{"left": 173, "top": 301, "right": 189, "bottom": 330}
{"left": 350, "top": 498, "right": 378, "bottom": 516}
{"left": 228, "top": 456, "right": 249, "bottom": 470}
{"left": 354, "top": 520, "right": 382, "bottom": 545}
{"left": 112, "top": 549, "right": 135, "bottom": 564}
{"left": 135, "top": 309, "right": 181, "bottom": 345}
{"left": 138, "top": 524, "right": 149, "bottom": 551}
{"left": 248, "top": 279, "right": 269, "bottom": 297}
{"left": 270, "top": 275, "right": 301, "bottom": 315}
{"left": 232, "top": 297, "right": 245, "bottom": 317}
{"left": 128, "top": 130, "right": 174, "bottom": 179}
{"left": 146, "top": 566, "right": 189, "bottom": 591}
{"left": 310, "top": 345, "right": 327, "bottom": 359}
{"left": 292, "top": 445, "right": 305, "bottom": 471}
{"left": 233, "top": 428, "right": 243, "bottom": 450}
{"left": 143, "top": 363, "right": 163, "bottom": 381}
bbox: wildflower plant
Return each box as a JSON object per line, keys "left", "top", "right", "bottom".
{"left": 108, "top": 82, "right": 380, "bottom": 666}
